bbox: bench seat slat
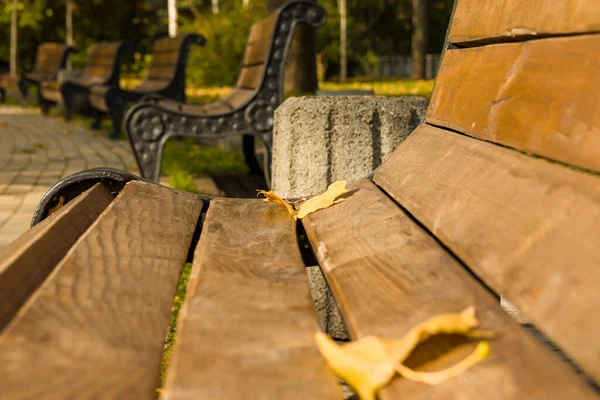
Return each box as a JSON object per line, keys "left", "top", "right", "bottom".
{"left": 0, "top": 183, "right": 114, "bottom": 331}
{"left": 303, "top": 179, "right": 597, "bottom": 399}
{"left": 0, "top": 181, "right": 202, "bottom": 399}
{"left": 450, "top": 0, "right": 600, "bottom": 45}
{"left": 237, "top": 64, "right": 265, "bottom": 90}
{"left": 162, "top": 198, "right": 341, "bottom": 400}
{"left": 374, "top": 124, "right": 600, "bottom": 384}
{"left": 428, "top": 34, "right": 600, "bottom": 172}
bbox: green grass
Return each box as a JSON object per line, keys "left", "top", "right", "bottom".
{"left": 161, "top": 138, "right": 249, "bottom": 192}
{"left": 158, "top": 263, "right": 192, "bottom": 395}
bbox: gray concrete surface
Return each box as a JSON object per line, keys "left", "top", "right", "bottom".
{"left": 0, "top": 106, "right": 137, "bottom": 250}
{"left": 271, "top": 95, "right": 428, "bottom": 197}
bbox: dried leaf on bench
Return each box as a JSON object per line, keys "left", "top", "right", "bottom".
{"left": 314, "top": 307, "right": 493, "bottom": 400}
{"left": 297, "top": 180, "right": 347, "bottom": 219}
{"left": 314, "top": 334, "right": 398, "bottom": 400}
{"left": 258, "top": 180, "right": 348, "bottom": 220}
{"left": 257, "top": 189, "right": 297, "bottom": 218}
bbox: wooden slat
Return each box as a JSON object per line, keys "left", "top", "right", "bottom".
{"left": 0, "top": 181, "right": 202, "bottom": 399}
{"left": 34, "top": 43, "right": 67, "bottom": 75}
{"left": 0, "top": 183, "right": 113, "bottom": 332}
{"left": 223, "top": 88, "right": 255, "bottom": 109}
{"left": 428, "top": 35, "right": 600, "bottom": 172}
{"left": 242, "top": 37, "right": 272, "bottom": 66}
{"left": 236, "top": 64, "right": 265, "bottom": 89}
{"left": 450, "top": 0, "right": 600, "bottom": 45}
{"left": 197, "top": 100, "right": 232, "bottom": 115}
{"left": 247, "top": 12, "right": 277, "bottom": 44}
{"left": 162, "top": 198, "right": 341, "bottom": 399}
{"left": 303, "top": 179, "right": 598, "bottom": 399}
{"left": 374, "top": 124, "right": 600, "bottom": 384}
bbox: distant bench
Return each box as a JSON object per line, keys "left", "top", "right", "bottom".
{"left": 0, "top": 43, "right": 78, "bottom": 104}
{"left": 19, "top": 42, "right": 78, "bottom": 105}
{"left": 1, "top": 0, "right": 600, "bottom": 399}
{"left": 88, "top": 34, "right": 205, "bottom": 139}
{"left": 39, "top": 41, "right": 129, "bottom": 119}
{"left": 123, "top": 1, "right": 327, "bottom": 185}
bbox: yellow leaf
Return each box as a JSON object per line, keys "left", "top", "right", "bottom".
{"left": 257, "top": 190, "right": 297, "bottom": 219}
{"left": 297, "top": 180, "right": 347, "bottom": 219}
{"left": 314, "top": 307, "right": 493, "bottom": 399}
{"left": 395, "top": 341, "right": 490, "bottom": 385}
{"left": 314, "top": 333, "right": 397, "bottom": 400}
{"left": 257, "top": 180, "right": 348, "bottom": 220}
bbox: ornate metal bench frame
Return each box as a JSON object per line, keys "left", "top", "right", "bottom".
{"left": 89, "top": 34, "right": 205, "bottom": 139}
{"left": 18, "top": 43, "right": 79, "bottom": 106}
{"left": 124, "top": 1, "right": 327, "bottom": 186}
{"left": 39, "top": 41, "right": 130, "bottom": 120}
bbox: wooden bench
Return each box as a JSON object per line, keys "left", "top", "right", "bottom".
{"left": 38, "top": 41, "right": 129, "bottom": 119}
{"left": 123, "top": 0, "right": 327, "bottom": 186}
{"left": 88, "top": 34, "right": 205, "bottom": 139}
{"left": 1, "top": 1, "right": 600, "bottom": 398}
{"left": 17, "top": 42, "right": 78, "bottom": 105}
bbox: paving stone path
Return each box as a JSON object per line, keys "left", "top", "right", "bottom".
{"left": 0, "top": 106, "right": 137, "bottom": 250}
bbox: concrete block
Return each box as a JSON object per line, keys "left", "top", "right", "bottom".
{"left": 271, "top": 96, "right": 428, "bottom": 197}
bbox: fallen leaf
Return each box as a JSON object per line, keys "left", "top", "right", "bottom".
{"left": 297, "top": 180, "right": 347, "bottom": 219}
{"left": 315, "top": 333, "right": 396, "bottom": 400}
{"left": 315, "top": 307, "right": 492, "bottom": 400}
{"left": 395, "top": 341, "right": 490, "bottom": 385}
{"left": 258, "top": 180, "right": 348, "bottom": 220}
{"left": 257, "top": 189, "right": 297, "bottom": 218}
{"left": 48, "top": 196, "right": 65, "bottom": 216}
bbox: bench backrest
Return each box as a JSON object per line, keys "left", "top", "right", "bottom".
{"left": 221, "top": 1, "right": 326, "bottom": 131}
{"left": 79, "top": 41, "right": 128, "bottom": 87}
{"left": 141, "top": 33, "right": 205, "bottom": 101}
{"left": 28, "top": 42, "right": 77, "bottom": 82}
{"left": 373, "top": 0, "right": 600, "bottom": 384}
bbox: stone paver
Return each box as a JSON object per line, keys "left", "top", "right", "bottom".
{"left": 0, "top": 105, "right": 138, "bottom": 250}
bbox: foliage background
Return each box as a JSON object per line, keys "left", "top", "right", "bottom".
{"left": 0, "top": 0, "right": 453, "bottom": 86}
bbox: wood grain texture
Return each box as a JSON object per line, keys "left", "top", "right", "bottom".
{"left": 0, "top": 183, "right": 113, "bottom": 332}
{"left": 247, "top": 12, "right": 277, "bottom": 44}
{"left": 0, "top": 181, "right": 202, "bottom": 399}
{"left": 162, "top": 198, "right": 341, "bottom": 400}
{"left": 223, "top": 88, "right": 255, "bottom": 109}
{"left": 303, "top": 180, "right": 597, "bottom": 399}
{"left": 243, "top": 38, "right": 271, "bottom": 66}
{"left": 374, "top": 124, "right": 600, "bottom": 384}
{"left": 449, "top": 0, "right": 600, "bottom": 44}
{"left": 237, "top": 64, "right": 265, "bottom": 89}
{"left": 428, "top": 35, "right": 600, "bottom": 172}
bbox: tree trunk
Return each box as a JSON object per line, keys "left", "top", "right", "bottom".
{"left": 267, "top": 0, "right": 318, "bottom": 95}
{"left": 243, "top": 0, "right": 249, "bottom": 10}
{"left": 411, "top": 0, "right": 427, "bottom": 79}
{"left": 10, "top": 0, "right": 17, "bottom": 78}
{"left": 338, "top": 0, "right": 347, "bottom": 83}
{"left": 66, "top": 0, "right": 73, "bottom": 70}
{"left": 168, "top": 0, "right": 178, "bottom": 37}
{"left": 212, "top": 0, "right": 219, "bottom": 14}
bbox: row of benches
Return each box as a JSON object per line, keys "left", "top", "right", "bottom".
{"left": 0, "top": 1, "right": 327, "bottom": 186}
{"left": 1, "top": 0, "right": 600, "bottom": 398}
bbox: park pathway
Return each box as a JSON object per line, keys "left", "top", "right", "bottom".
{"left": 0, "top": 105, "right": 137, "bottom": 250}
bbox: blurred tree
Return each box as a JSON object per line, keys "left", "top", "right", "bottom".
{"left": 411, "top": 0, "right": 426, "bottom": 79}
{"left": 168, "top": 0, "right": 178, "bottom": 36}
{"left": 66, "top": 0, "right": 72, "bottom": 69}
{"left": 267, "top": 0, "right": 318, "bottom": 95}
{"left": 0, "top": 0, "right": 453, "bottom": 84}
{"left": 10, "top": 0, "right": 17, "bottom": 76}
{"left": 338, "top": 0, "right": 346, "bottom": 83}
